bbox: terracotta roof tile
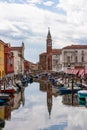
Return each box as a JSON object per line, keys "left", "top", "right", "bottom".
{"left": 40, "top": 52, "right": 47, "bottom": 56}
{"left": 63, "top": 45, "right": 87, "bottom": 49}
{"left": 52, "top": 49, "right": 62, "bottom": 54}
{"left": 11, "top": 47, "right": 23, "bottom": 52}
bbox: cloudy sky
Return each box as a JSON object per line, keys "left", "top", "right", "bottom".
{"left": 0, "top": 0, "right": 87, "bottom": 63}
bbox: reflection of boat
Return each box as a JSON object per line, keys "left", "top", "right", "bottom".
{"left": 62, "top": 94, "right": 79, "bottom": 106}
{"left": 78, "top": 90, "right": 87, "bottom": 106}
{"left": 0, "top": 118, "right": 5, "bottom": 128}
{"left": 0, "top": 99, "right": 8, "bottom": 106}
{"left": 59, "top": 86, "right": 81, "bottom": 95}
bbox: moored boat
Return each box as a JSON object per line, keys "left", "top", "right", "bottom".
{"left": 78, "top": 90, "right": 87, "bottom": 106}
{"left": 59, "top": 86, "right": 81, "bottom": 95}
{"left": 78, "top": 90, "right": 87, "bottom": 98}
{"left": 0, "top": 93, "right": 9, "bottom": 100}
{"left": 0, "top": 85, "right": 17, "bottom": 93}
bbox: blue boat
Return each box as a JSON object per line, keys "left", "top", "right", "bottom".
{"left": 78, "top": 90, "right": 87, "bottom": 106}
{"left": 59, "top": 86, "right": 81, "bottom": 95}
{"left": 0, "top": 99, "right": 9, "bottom": 106}
{"left": 78, "top": 90, "right": 87, "bottom": 98}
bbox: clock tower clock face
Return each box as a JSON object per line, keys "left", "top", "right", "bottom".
{"left": 48, "top": 41, "right": 52, "bottom": 46}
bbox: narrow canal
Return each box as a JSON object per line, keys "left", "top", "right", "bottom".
{"left": 2, "top": 82, "right": 87, "bottom": 130}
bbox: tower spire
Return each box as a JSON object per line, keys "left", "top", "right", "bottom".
{"left": 47, "top": 27, "right": 51, "bottom": 39}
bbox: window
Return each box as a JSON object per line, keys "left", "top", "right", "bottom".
{"left": 7, "top": 58, "right": 10, "bottom": 64}
{"left": 81, "top": 50, "right": 84, "bottom": 62}
{"left": 75, "top": 56, "right": 78, "bottom": 63}
{"left": 82, "top": 56, "right": 84, "bottom": 62}
{"left": 67, "top": 56, "right": 70, "bottom": 63}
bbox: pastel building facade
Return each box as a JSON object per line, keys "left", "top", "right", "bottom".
{"left": 11, "top": 42, "right": 25, "bottom": 74}
{"left": 0, "top": 40, "right": 5, "bottom": 78}
{"left": 62, "top": 45, "right": 87, "bottom": 71}
{"left": 4, "top": 43, "right": 14, "bottom": 76}
{"left": 39, "top": 29, "right": 87, "bottom": 73}
{"left": 52, "top": 49, "right": 62, "bottom": 71}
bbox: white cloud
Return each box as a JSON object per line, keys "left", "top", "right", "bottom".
{"left": 0, "top": 0, "right": 87, "bottom": 62}
{"left": 57, "top": 0, "right": 87, "bottom": 25}
{"left": 43, "top": 1, "right": 54, "bottom": 6}
{"left": 26, "top": 0, "right": 42, "bottom": 4}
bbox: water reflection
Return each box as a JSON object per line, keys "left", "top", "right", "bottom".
{"left": 1, "top": 81, "right": 87, "bottom": 130}
{"left": 62, "top": 94, "right": 79, "bottom": 106}
{"left": 0, "top": 89, "right": 25, "bottom": 130}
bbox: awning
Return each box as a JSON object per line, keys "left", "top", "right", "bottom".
{"left": 72, "top": 69, "right": 79, "bottom": 75}
{"left": 78, "top": 69, "right": 84, "bottom": 77}
{"left": 85, "top": 70, "right": 87, "bottom": 74}
{"left": 66, "top": 69, "right": 73, "bottom": 74}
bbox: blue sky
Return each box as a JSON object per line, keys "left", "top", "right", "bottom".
{"left": 0, "top": 0, "right": 87, "bottom": 63}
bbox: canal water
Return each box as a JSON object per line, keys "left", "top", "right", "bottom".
{"left": 2, "top": 82, "right": 87, "bottom": 130}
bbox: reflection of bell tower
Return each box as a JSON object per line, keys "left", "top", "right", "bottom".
{"left": 46, "top": 27, "right": 52, "bottom": 54}
{"left": 47, "top": 83, "right": 52, "bottom": 118}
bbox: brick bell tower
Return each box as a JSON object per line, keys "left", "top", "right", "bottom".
{"left": 46, "top": 27, "right": 52, "bottom": 54}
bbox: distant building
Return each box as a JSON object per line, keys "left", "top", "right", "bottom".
{"left": 11, "top": 42, "right": 25, "bottom": 74}
{"left": 24, "top": 59, "right": 30, "bottom": 73}
{"left": 39, "top": 28, "right": 52, "bottom": 71}
{"left": 4, "top": 43, "right": 14, "bottom": 76}
{"left": 39, "top": 29, "right": 87, "bottom": 73}
{"left": 52, "top": 49, "right": 62, "bottom": 71}
{"left": 30, "top": 63, "right": 38, "bottom": 72}
{"left": 39, "top": 28, "right": 62, "bottom": 72}
{"left": 62, "top": 45, "right": 87, "bottom": 71}
{"left": 0, "top": 40, "right": 5, "bottom": 78}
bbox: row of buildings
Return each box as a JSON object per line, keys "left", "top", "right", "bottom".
{"left": 0, "top": 40, "right": 34, "bottom": 78}
{"left": 1, "top": 28, "right": 87, "bottom": 78}
{"left": 39, "top": 28, "right": 87, "bottom": 74}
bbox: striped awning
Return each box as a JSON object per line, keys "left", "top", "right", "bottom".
{"left": 73, "top": 69, "right": 79, "bottom": 75}
{"left": 78, "top": 69, "right": 84, "bottom": 77}
{"left": 85, "top": 70, "right": 87, "bottom": 74}
{"left": 66, "top": 69, "right": 73, "bottom": 74}
{"left": 66, "top": 69, "right": 79, "bottom": 75}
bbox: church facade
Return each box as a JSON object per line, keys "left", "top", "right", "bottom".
{"left": 39, "top": 28, "right": 62, "bottom": 72}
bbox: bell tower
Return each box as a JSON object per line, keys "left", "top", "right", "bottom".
{"left": 46, "top": 27, "right": 52, "bottom": 54}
